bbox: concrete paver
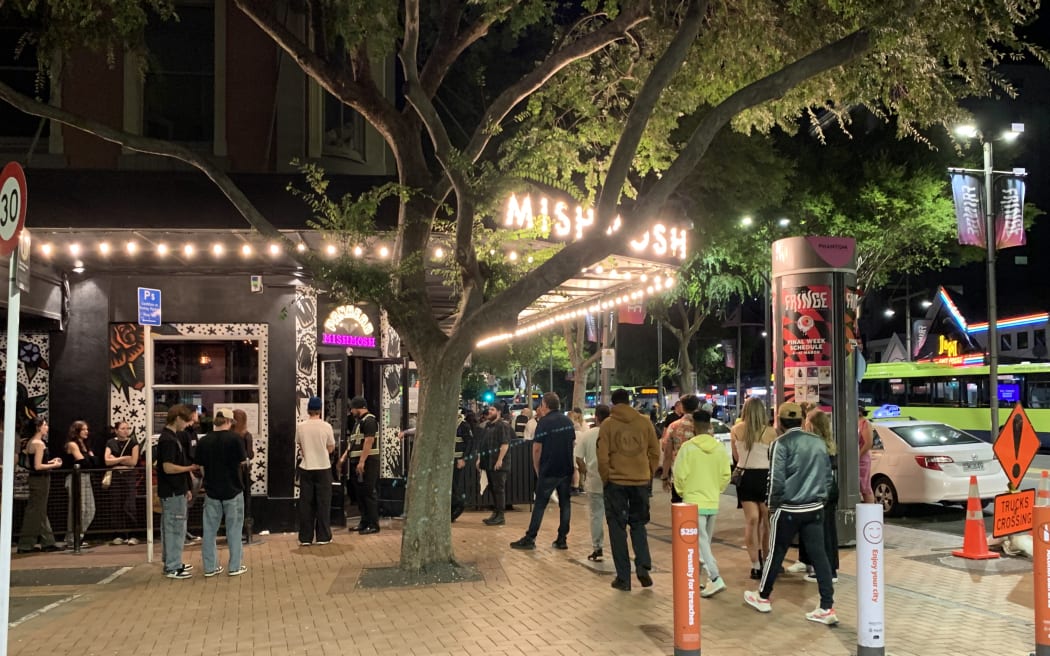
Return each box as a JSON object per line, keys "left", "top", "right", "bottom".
{"left": 5, "top": 492, "right": 1039, "bottom": 655}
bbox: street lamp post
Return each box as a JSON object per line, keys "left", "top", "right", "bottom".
{"left": 885, "top": 282, "right": 930, "bottom": 360}
{"left": 953, "top": 123, "right": 1024, "bottom": 438}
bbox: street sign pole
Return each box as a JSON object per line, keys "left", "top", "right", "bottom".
{"left": 0, "top": 253, "right": 21, "bottom": 656}
{"left": 137, "top": 287, "right": 160, "bottom": 564}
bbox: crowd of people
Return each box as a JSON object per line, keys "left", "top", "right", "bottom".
{"left": 13, "top": 406, "right": 255, "bottom": 575}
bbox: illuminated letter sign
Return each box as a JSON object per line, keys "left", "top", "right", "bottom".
{"left": 938, "top": 335, "right": 959, "bottom": 358}
{"left": 323, "top": 305, "right": 376, "bottom": 348}
{"left": 504, "top": 193, "right": 687, "bottom": 260}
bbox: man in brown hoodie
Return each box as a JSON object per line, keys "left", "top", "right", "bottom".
{"left": 598, "top": 388, "right": 661, "bottom": 591}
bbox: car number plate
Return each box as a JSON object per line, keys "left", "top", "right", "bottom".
{"left": 962, "top": 461, "right": 984, "bottom": 471}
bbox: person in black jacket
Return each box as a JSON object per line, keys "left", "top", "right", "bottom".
{"left": 451, "top": 410, "right": 476, "bottom": 522}
{"left": 744, "top": 402, "right": 837, "bottom": 625}
{"left": 477, "top": 406, "right": 512, "bottom": 526}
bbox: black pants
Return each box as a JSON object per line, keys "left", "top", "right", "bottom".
{"left": 111, "top": 470, "right": 137, "bottom": 538}
{"left": 485, "top": 467, "right": 507, "bottom": 512}
{"left": 760, "top": 507, "right": 835, "bottom": 609}
{"left": 798, "top": 500, "right": 839, "bottom": 574}
{"left": 525, "top": 475, "right": 571, "bottom": 540}
{"left": 603, "top": 482, "right": 653, "bottom": 582}
{"left": 451, "top": 461, "right": 467, "bottom": 521}
{"left": 353, "top": 457, "right": 380, "bottom": 529}
{"left": 298, "top": 468, "right": 333, "bottom": 543}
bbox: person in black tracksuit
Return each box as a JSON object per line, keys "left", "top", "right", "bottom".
{"left": 347, "top": 396, "right": 381, "bottom": 534}
{"left": 745, "top": 402, "right": 837, "bottom": 624}
{"left": 451, "top": 412, "right": 477, "bottom": 522}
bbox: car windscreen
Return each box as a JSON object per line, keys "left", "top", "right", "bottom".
{"left": 890, "top": 424, "right": 982, "bottom": 447}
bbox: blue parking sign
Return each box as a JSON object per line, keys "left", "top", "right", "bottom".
{"left": 138, "top": 287, "right": 161, "bottom": 326}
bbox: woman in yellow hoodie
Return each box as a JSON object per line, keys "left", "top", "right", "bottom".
{"left": 673, "top": 409, "right": 732, "bottom": 597}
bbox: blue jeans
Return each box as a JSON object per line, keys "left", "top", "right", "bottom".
{"left": 525, "top": 475, "right": 571, "bottom": 541}
{"left": 587, "top": 491, "right": 605, "bottom": 550}
{"left": 161, "top": 494, "right": 188, "bottom": 573}
{"left": 202, "top": 493, "right": 244, "bottom": 573}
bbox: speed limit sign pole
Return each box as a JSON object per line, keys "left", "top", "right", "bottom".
{"left": 0, "top": 160, "right": 28, "bottom": 656}
{"left": 672, "top": 502, "right": 702, "bottom": 655}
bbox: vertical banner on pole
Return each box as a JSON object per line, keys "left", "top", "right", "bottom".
{"left": 672, "top": 503, "right": 701, "bottom": 656}
{"left": 857, "top": 503, "right": 886, "bottom": 656}
{"left": 1034, "top": 504, "right": 1050, "bottom": 655}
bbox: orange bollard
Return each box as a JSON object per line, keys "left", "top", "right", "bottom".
{"left": 952, "top": 475, "right": 999, "bottom": 560}
{"left": 672, "top": 502, "right": 701, "bottom": 656}
{"left": 1034, "top": 473, "right": 1050, "bottom": 656}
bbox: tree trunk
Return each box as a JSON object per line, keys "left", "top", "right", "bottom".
{"left": 678, "top": 337, "right": 696, "bottom": 396}
{"left": 398, "top": 351, "right": 463, "bottom": 572}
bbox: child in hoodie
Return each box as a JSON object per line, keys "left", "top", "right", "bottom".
{"left": 673, "top": 409, "right": 732, "bottom": 597}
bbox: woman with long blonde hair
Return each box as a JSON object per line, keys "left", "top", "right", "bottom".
{"left": 795, "top": 408, "right": 839, "bottom": 582}
{"left": 731, "top": 397, "right": 778, "bottom": 580}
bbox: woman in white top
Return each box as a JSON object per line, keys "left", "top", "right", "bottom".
{"left": 731, "top": 397, "right": 778, "bottom": 580}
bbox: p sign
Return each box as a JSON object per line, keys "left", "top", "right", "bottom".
{"left": 0, "top": 162, "right": 27, "bottom": 257}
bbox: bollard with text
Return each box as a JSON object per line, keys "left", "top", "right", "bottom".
{"left": 1033, "top": 471, "right": 1050, "bottom": 656}
{"left": 672, "top": 503, "right": 701, "bottom": 656}
{"left": 857, "top": 503, "right": 885, "bottom": 656}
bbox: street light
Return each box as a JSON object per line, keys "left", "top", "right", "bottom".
{"left": 886, "top": 286, "right": 930, "bottom": 359}
{"left": 952, "top": 122, "right": 1025, "bottom": 439}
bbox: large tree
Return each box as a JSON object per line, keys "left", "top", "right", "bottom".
{"left": 2, "top": 0, "right": 1044, "bottom": 574}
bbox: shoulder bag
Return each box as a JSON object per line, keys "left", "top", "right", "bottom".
{"left": 103, "top": 439, "right": 132, "bottom": 489}
{"left": 730, "top": 442, "right": 753, "bottom": 488}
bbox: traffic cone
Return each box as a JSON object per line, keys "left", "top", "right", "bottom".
{"left": 952, "top": 475, "right": 999, "bottom": 560}
{"left": 1037, "top": 470, "right": 1050, "bottom": 507}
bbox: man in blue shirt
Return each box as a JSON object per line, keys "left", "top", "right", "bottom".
{"left": 510, "top": 392, "right": 576, "bottom": 550}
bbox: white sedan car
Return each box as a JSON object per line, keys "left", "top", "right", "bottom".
{"left": 869, "top": 420, "right": 1008, "bottom": 515}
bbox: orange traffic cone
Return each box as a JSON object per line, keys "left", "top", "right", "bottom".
{"left": 1038, "top": 470, "right": 1050, "bottom": 507}
{"left": 952, "top": 475, "right": 999, "bottom": 560}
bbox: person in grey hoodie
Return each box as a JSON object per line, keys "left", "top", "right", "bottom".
{"left": 598, "top": 388, "right": 661, "bottom": 592}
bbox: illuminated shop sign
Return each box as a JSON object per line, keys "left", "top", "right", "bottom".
{"left": 323, "top": 305, "right": 376, "bottom": 349}
{"left": 504, "top": 194, "right": 688, "bottom": 260}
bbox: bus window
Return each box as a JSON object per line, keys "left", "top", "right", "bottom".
{"left": 1030, "top": 382, "right": 1050, "bottom": 409}
{"left": 931, "top": 380, "right": 960, "bottom": 406}
{"left": 908, "top": 381, "right": 931, "bottom": 406}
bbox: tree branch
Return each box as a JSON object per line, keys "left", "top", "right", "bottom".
{"left": 596, "top": 0, "right": 707, "bottom": 232}
{"left": 633, "top": 27, "right": 873, "bottom": 223}
{"left": 462, "top": 2, "right": 650, "bottom": 166}
{"left": 0, "top": 80, "right": 287, "bottom": 242}
{"left": 419, "top": 3, "right": 509, "bottom": 98}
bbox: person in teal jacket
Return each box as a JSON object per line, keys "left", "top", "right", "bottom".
{"left": 673, "top": 409, "right": 732, "bottom": 597}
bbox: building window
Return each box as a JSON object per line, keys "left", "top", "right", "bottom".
{"left": 1018, "top": 331, "right": 1030, "bottom": 351}
{"left": 1001, "top": 333, "right": 1013, "bottom": 352}
{"left": 1035, "top": 329, "right": 1048, "bottom": 358}
{"left": 0, "top": 18, "right": 49, "bottom": 143}
{"left": 143, "top": 5, "right": 214, "bottom": 142}
{"left": 322, "top": 93, "right": 366, "bottom": 161}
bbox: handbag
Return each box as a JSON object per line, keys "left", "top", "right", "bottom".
{"left": 731, "top": 441, "right": 754, "bottom": 487}
{"left": 103, "top": 439, "right": 132, "bottom": 489}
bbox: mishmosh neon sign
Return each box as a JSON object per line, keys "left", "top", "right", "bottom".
{"left": 504, "top": 194, "right": 688, "bottom": 260}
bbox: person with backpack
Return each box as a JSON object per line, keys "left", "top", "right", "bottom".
{"left": 16, "top": 417, "right": 63, "bottom": 553}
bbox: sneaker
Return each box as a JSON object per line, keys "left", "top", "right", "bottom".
{"left": 804, "top": 573, "right": 839, "bottom": 583}
{"left": 298, "top": 541, "right": 312, "bottom": 547}
{"left": 587, "top": 549, "right": 604, "bottom": 562}
{"left": 700, "top": 577, "right": 726, "bottom": 598}
{"left": 744, "top": 590, "right": 772, "bottom": 613}
{"left": 316, "top": 540, "right": 332, "bottom": 545}
{"left": 750, "top": 568, "right": 762, "bottom": 580}
{"left": 509, "top": 537, "right": 536, "bottom": 550}
{"left": 165, "top": 567, "right": 193, "bottom": 580}
{"left": 482, "top": 515, "right": 505, "bottom": 526}
{"left": 180, "top": 563, "right": 194, "bottom": 572}
{"left": 228, "top": 566, "right": 248, "bottom": 577}
{"left": 551, "top": 539, "right": 568, "bottom": 550}
{"left": 126, "top": 537, "right": 140, "bottom": 546}
{"left": 110, "top": 538, "right": 125, "bottom": 546}
{"left": 637, "top": 569, "right": 654, "bottom": 588}
{"left": 805, "top": 607, "right": 839, "bottom": 625}
{"left": 186, "top": 534, "right": 202, "bottom": 543}
{"left": 786, "top": 561, "right": 809, "bottom": 573}
{"left": 204, "top": 566, "right": 224, "bottom": 577}
{"left": 358, "top": 526, "right": 380, "bottom": 535}
{"left": 610, "top": 578, "right": 631, "bottom": 592}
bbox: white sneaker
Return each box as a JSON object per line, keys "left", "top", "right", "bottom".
{"left": 110, "top": 538, "right": 124, "bottom": 546}
{"left": 228, "top": 566, "right": 248, "bottom": 577}
{"left": 744, "top": 590, "right": 772, "bottom": 613}
{"left": 786, "top": 561, "right": 808, "bottom": 573}
{"left": 805, "top": 607, "right": 839, "bottom": 625}
{"left": 700, "top": 577, "right": 726, "bottom": 598}
{"left": 204, "top": 566, "right": 224, "bottom": 577}
{"left": 126, "top": 537, "right": 140, "bottom": 546}
{"left": 804, "top": 573, "right": 839, "bottom": 583}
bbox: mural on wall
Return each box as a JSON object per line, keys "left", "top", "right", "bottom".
{"left": 0, "top": 333, "right": 50, "bottom": 498}
{"left": 379, "top": 312, "right": 402, "bottom": 479}
{"left": 109, "top": 322, "right": 270, "bottom": 496}
{"left": 293, "top": 287, "right": 318, "bottom": 499}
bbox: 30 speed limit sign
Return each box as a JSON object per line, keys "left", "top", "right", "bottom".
{"left": 0, "top": 162, "right": 27, "bottom": 257}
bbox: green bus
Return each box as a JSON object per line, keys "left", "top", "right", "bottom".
{"left": 859, "top": 361, "right": 1050, "bottom": 447}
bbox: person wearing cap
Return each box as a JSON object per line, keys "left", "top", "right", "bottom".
{"left": 744, "top": 401, "right": 837, "bottom": 625}
{"left": 296, "top": 396, "right": 336, "bottom": 546}
{"left": 156, "top": 404, "right": 201, "bottom": 579}
{"left": 343, "top": 396, "right": 381, "bottom": 534}
{"left": 194, "top": 409, "right": 248, "bottom": 576}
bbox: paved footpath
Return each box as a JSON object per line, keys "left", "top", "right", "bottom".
{"left": 5, "top": 492, "right": 1039, "bottom": 656}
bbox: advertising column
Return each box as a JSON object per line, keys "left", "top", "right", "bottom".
{"left": 772, "top": 237, "right": 858, "bottom": 543}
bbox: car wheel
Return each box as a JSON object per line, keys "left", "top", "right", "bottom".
{"left": 872, "top": 476, "right": 899, "bottom": 516}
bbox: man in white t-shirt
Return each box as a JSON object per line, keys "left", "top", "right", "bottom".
{"left": 295, "top": 396, "right": 335, "bottom": 546}
{"left": 574, "top": 404, "right": 610, "bottom": 562}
